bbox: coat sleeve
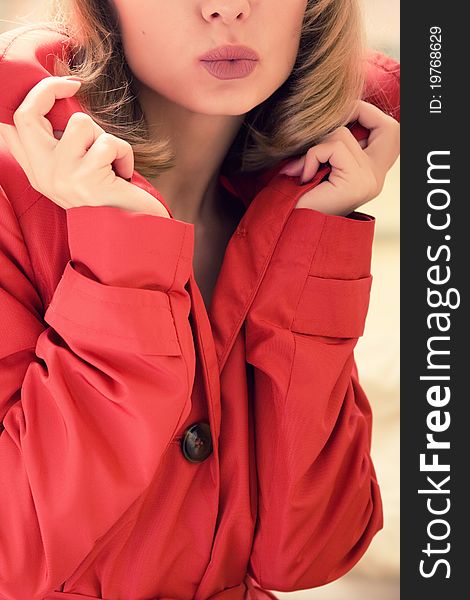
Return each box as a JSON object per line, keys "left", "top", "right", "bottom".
{"left": 245, "top": 206, "right": 383, "bottom": 591}
{"left": 0, "top": 186, "right": 196, "bottom": 599}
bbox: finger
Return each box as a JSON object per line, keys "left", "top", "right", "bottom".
{"left": 300, "top": 150, "right": 321, "bottom": 183}
{"left": 53, "top": 113, "right": 105, "bottom": 184}
{"left": 301, "top": 140, "right": 357, "bottom": 182}
{"left": 346, "top": 99, "right": 387, "bottom": 133}
{"left": 348, "top": 100, "right": 400, "bottom": 173}
{"left": 81, "top": 132, "right": 134, "bottom": 180}
{"left": 364, "top": 116, "right": 400, "bottom": 171}
{"left": 54, "top": 112, "right": 105, "bottom": 166}
{"left": 13, "top": 76, "right": 83, "bottom": 172}
{"left": 350, "top": 100, "right": 398, "bottom": 154}
{"left": 56, "top": 114, "right": 133, "bottom": 179}
{"left": 322, "top": 126, "right": 366, "bottom": 166}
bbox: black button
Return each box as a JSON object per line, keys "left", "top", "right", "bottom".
{"left": 181, "top": 422, "right": 213, "bottom": 463}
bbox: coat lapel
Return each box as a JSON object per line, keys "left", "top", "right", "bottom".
{"left": 208, "top": 166, "right": 332, "bottom": 372}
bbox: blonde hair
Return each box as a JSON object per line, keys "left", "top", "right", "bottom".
{"left": 39, "top": 0, "right": 366, "bottom": 179}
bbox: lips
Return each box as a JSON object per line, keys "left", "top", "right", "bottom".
{"left": 200, "top": 59, "right": 257, "bottom": 80}
{"left": 198, "top": 45, "right": 259, "bottom": 62}
{"left": 198, "top": 45, "right": 259, "bottom": 80}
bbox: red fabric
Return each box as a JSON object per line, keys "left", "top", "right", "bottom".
{"left": 0, "top": 25, "right": 399, "bottom": 600}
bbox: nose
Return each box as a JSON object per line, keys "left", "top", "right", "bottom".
{"left": 201, "top": 1, "right": 251, "bottom": 24}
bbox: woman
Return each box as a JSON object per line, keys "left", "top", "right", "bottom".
{"left": 0, "top": 1, "right": 400, "bottom": 599}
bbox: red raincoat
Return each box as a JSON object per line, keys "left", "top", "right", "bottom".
{"left": 0, "top": 25, "right": 400, "bottom": 600}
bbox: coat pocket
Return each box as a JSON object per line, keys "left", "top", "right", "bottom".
{"left": 291, "top": 274, "right": 373, "bottom": 338}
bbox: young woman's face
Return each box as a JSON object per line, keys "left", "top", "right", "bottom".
{"left": 111, "top": 0, "right": 308, "bottom": 115}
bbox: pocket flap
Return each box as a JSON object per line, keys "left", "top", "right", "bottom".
{"left": 44, "top": 261, "right": 182, "bottom": 356}
{"left": 291, "top": 275, "right": 373, "bottom": 338}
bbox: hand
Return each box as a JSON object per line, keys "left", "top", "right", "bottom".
{"left": 279, "top": 100, "right": 400, "bottom": 216}
{"left": 0, "top": 76, "right": 170, "bottom": 217}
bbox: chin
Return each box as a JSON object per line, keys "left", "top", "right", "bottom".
{"left": 187, "top": 96, "right": 260, "bottom": 117}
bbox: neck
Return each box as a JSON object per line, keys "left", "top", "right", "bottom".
{"left": 136, "top": 79, "right": 245, "bottom": 224}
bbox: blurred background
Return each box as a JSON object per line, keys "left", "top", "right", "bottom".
{"left": 0, "top": 1, "right": 400, "bottom": 598}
